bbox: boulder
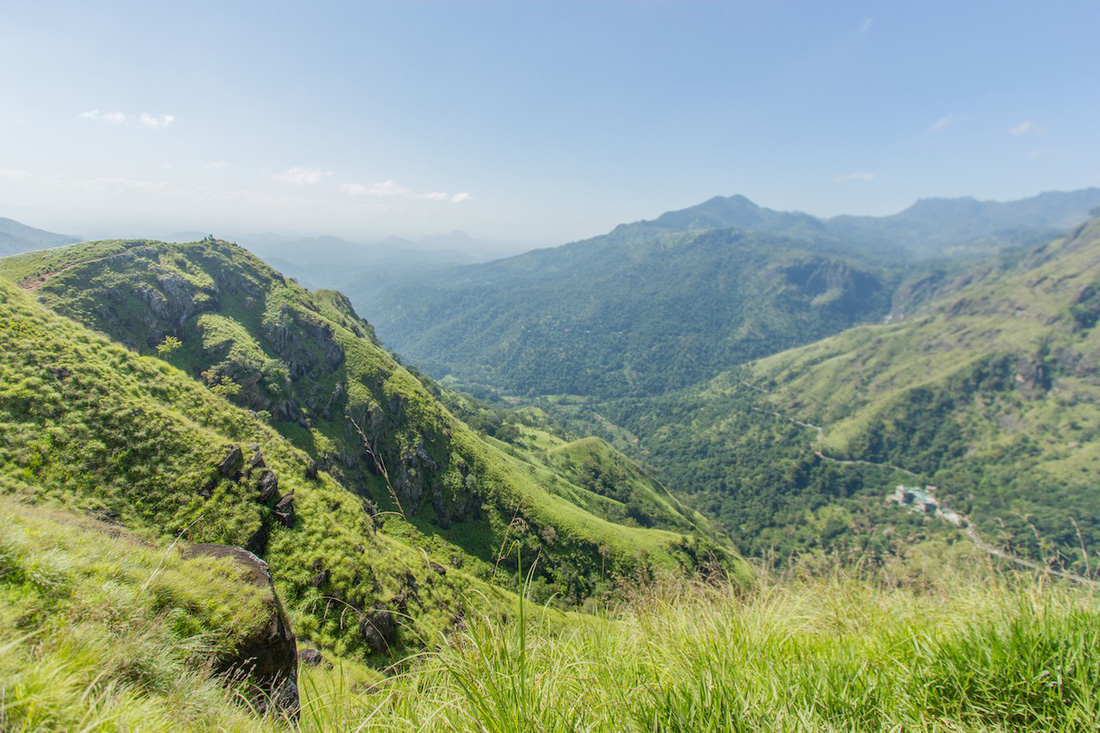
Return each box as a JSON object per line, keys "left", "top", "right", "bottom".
{"left": 184, "top": 544, "right": 298, "bottom": 718}
{"left": 254, "top": 468, "right": 280, "bottom": 503}
{"left": 217, "top": 444, "right": 244, "bottom": 480}
{"left": 297, "top": 647, "right": 329, "bottom": 668}
{"left": 360, "top": 608, "right": 397, "bottom": 654}
{"left": 274, "top": 492, "right": 295, "bottom": 527}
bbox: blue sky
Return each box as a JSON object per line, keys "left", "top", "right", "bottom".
{"left": 2, "top": 1, "right": 1098, "bottom": 246}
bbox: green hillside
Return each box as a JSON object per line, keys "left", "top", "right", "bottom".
{"left": 593, "top": 218, "right": 1100, "bottom": 573}
{"left": 0, "top": 270, "right": 516, "bottom": 658}
{"left": 749, "top": 217, "right": 1100, "bottom": 570}
{"left": 0, "top": 239, "right": 744, "bottom": 619}
{"left": 358, "top": 227, "right": 895, "bottom": 398}
{"left": 8, "top": 492, "right": 1100, "bottom": 731}
{"left": 4, "top": 232, "right": 1100, "bottom": 730}
{"left": 0, "top": 497, "right": 292, "bottom": 729}
{"left": 351, "top": 190, "right": 1099, "bottom": 402}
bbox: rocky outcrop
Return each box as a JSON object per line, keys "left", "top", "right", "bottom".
{"left": 359, "top": 608, "right": 397, "bottom": 655}
{"left": 184, "top": 544, "right": 298, "bottom": 718}
{"left": 274, "top": 492, "right": 295, "bottom": 527}
{"left": 207, "top": 444, "right": 291, "bottom": 554}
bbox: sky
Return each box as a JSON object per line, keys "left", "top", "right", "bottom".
{"left": 2, "top": 0, "right": 1099, "bottom": 248}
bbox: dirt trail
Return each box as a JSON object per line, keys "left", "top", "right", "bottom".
{"left": 18, "top": 251, "right": 129, "bottom": 292}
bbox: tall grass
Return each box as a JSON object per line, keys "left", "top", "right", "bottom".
{"left": 296, "top": 560, "right": 1100, "bottom": 732}
{"left": 4, "top": 499, "right": 1098, "bottom": 731}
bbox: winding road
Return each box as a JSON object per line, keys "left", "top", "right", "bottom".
{"left": 744, "top": 379, "right": 1100, "bottom": 589}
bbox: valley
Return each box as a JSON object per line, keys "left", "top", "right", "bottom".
{"left": 6, "top": 2, "right": 1100, "bottom": 727}
{"left": 2, "top": 193, "right": 1100, "bottom": 729}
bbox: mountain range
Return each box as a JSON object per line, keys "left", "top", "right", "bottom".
{"left": 4, "top": 194, "right": 1100, "bottom": 726}
{"left": 351, "top": 189, "right": 1100, "bottom": 399}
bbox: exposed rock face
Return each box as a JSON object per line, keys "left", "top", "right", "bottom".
{"left": 360, "top": 608, "right": 397, "bottom": 654}
{"left": 217, "top": 444, "right": 244, "bottom": 479}
{"left": 208, "top": 444, "right": 286, "bottom": 554}
{"left": 184, "top": 544, "right": 298, "bottom": 718}
{"left": 297, "top": 647, "right": 329, "bottom": 668}
{"left": 274, "top": 492, "right": 295, "bottom": 527}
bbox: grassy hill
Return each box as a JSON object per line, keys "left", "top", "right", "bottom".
{"left": 0, "top": 239, "right": 745, "bottom": 624}
{"left": 748, "top": 216, "right": 1100, "bottom": 569}
{"left": 4, "top": 232, "right": 1100, "bottom": 729}
{"left": 587, "top": 218, "right": 1100, "bottom": 572}
{"left": 0, "top": 497, "right": 295, "bottom": 729}
{"left": 7, "top": 504, "right": 1099, "bottom": 731}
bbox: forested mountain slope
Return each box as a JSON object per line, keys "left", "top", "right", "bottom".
{"left": 0, "top": 239, "right": 744, "bottom": 651}
{"left": 354, "top": 190, "right": 1099, "bottom": 401}
{"left": 598, "top": 218, "right": 1100, "bottom": 572}
{"left": 361, "top": 227, "right": 895, "bottom": 398}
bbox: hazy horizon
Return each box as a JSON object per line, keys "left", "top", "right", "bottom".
{"left": 3, "top": 1, "right": 1099, "bottom": 245}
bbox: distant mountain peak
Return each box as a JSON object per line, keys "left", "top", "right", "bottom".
{"left": 0, "top": 216, "right": 80, "bottom": 256}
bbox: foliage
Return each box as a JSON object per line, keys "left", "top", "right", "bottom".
{"left": 155, "top": 334, "right": 182, "bottom": 355}
{"left": 0, "top": 239, "right": 749, "bottom": 658}
{"left": 7, "top": 499, "right": 1099, "bottom": 731}
{"left": 357, "top": 226, "right": 897, "bottom": 399}
{"left": 0, "top": 497, "right": 278, "bottom": 731}
{"left": 561, "top": 219, "right": 1100, "bottom": 572}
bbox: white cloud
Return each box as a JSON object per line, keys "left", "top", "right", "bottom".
{"left": 860, "top": 18, "right": 873, "bottom": 34}
{"left": 340, "top": 180, "right": 472, "bottom": 203}
{"left": 89, "top": 176, "right": 161, "bottom": 190}
{"left": 273, "top": 167, "right": 332, "bottom": 185}
{"left": 205, "top": 161, "right": 229, "bottom": 170}
{"left": 928, "top": 113, "right": 963, "bottom": 134}
{"left": 341, "top": 180, "right": 412, "bottom": 196}
{"left": 139, "top": 113, "right": 175, "bottom": 129}
{"left": 79, "top": 109, "right": 126, "bottom": 123}
{"left": 1010, "top": 120, "right": 1040, "bottom": 135}
{"left": 833, "top": 172, "right": 876, "bottom": 183}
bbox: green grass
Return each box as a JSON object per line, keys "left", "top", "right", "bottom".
{"left": 0, "top": 237, "right": 751, "bottom": 607}
{"left": 5, "top": 493, "right": 1099, "bottom": 731}
{"left": 0, "top": 496, "right": 276, "bottom": 731}
{"left": 322, "top": 561, "right": 1100, "bottom": 732}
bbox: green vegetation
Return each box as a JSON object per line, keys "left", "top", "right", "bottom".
{"left": 0, "top": 272, "right": 506, "bottom": 658}
{"left": 6, "top": 210, "right": 1100, "bottom": 728}
{"left": 0, "top": 497, "right": 276, "bottom": 730}
{"left": 361, "top": 227, "right": 895, "bottom": 398}
{"left": 0, "top": 240, "right": 746, "bottom": 657}
{"left": 744, "top": 218, "right": 1100, "bottom": 572}
{"left": 371, "top": 562, "right": 1100, "bottom": 732}
{"left": 353, "top": 189, "right": 1100, "bottom": 400}
{"left": 7, "top": 504, "right": 1099, "bottom": 732}
{"left": 562, "top": 218, "right": 1100, "bottom": 573}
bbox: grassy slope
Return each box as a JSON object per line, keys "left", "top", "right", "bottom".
{"left": 744, "top": 218, "right": 1100, "bottom": 566}
{"left": 0, "top": 241, "right": 746, "bottom": 612}
{"left": 8, "top": 493, "right": 1100, "bottom": 732}
{"left": 0, "top": 273, "right": 521, "bottom": 658}
{"left": 0, "top": 496, "right": 277, "bottom": 730}
{"left": 552, "top": 220, "right": 1100, "bottom": 569}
